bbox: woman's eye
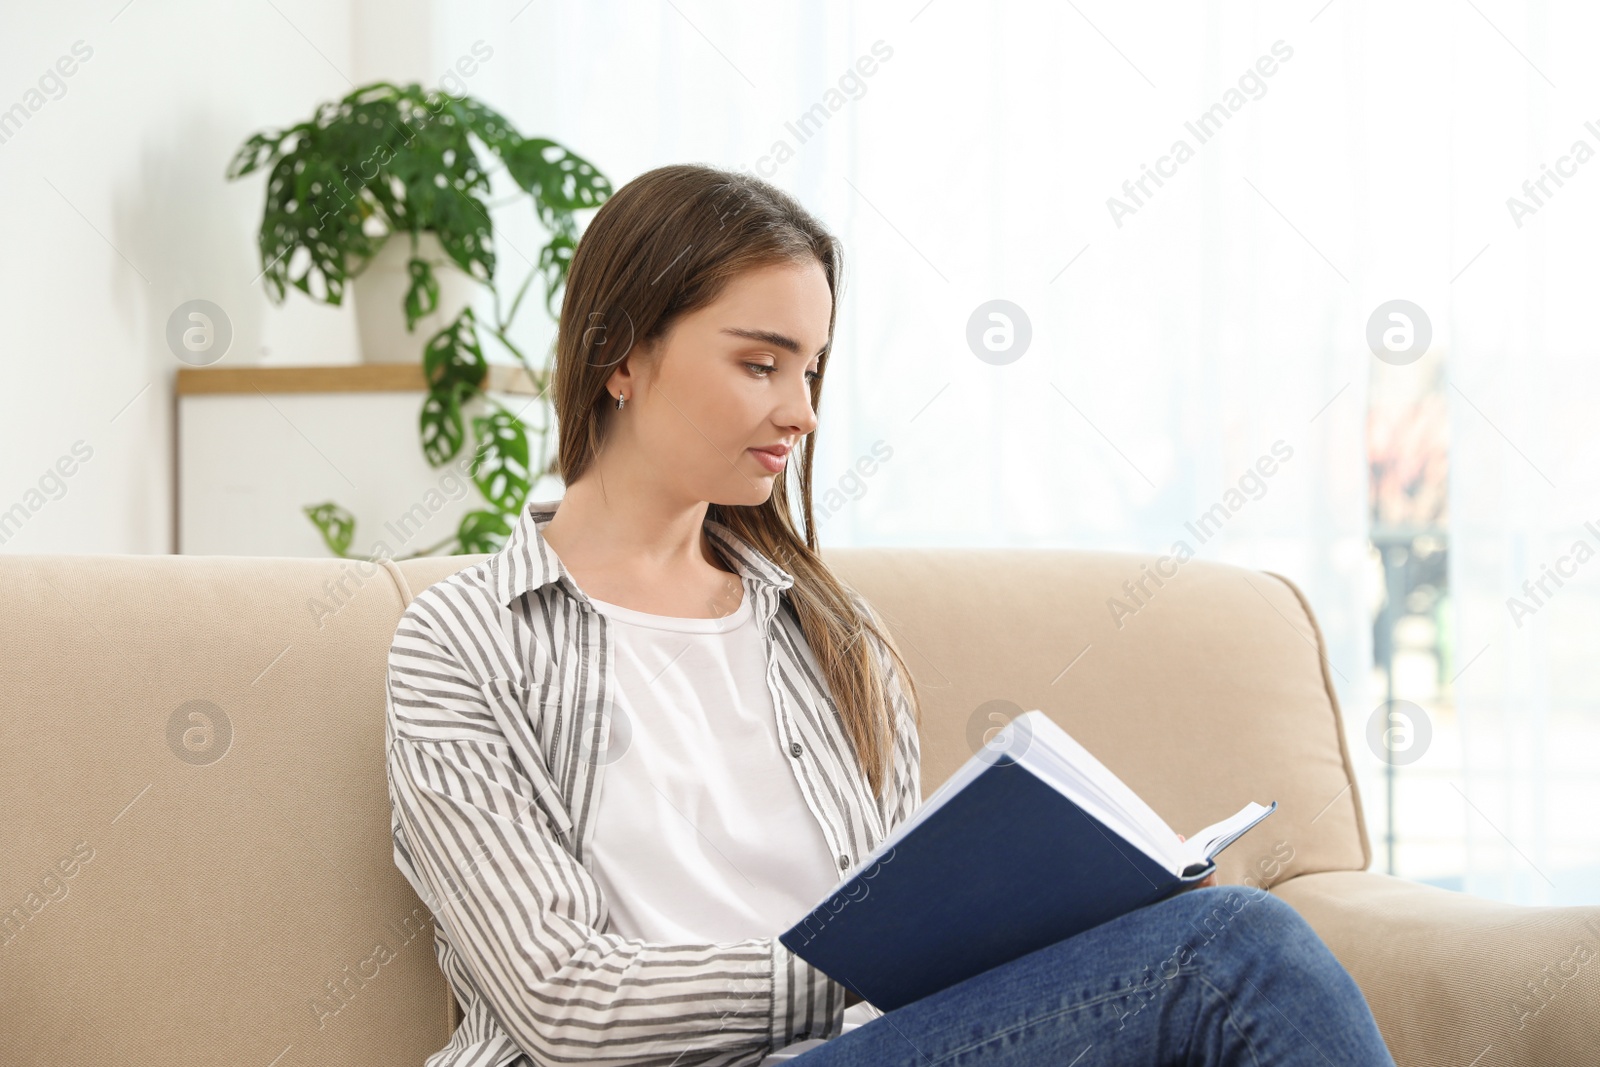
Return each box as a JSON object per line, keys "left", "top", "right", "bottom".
{"left": 745, "top": 362, "right": 821, "bottom": 383}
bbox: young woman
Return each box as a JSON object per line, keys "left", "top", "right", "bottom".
{"left": 384, "top": 164, "right": 1397, "bottom": 1067}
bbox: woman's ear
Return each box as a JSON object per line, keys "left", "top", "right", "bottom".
{"left": 604, "top": 334, "right": 659, "bottom": 403}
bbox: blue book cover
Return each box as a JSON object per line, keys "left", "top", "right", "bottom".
{"left": 779, "top": 710, "right": 1278, "bottom": 1012}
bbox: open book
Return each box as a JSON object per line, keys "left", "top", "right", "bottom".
{"left": 779, "top": 710, "right": 1277, "bottom": 1011}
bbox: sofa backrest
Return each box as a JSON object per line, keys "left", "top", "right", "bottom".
{"left": 0, "top": 547, "right": 1368, "bottom": 1066}
{"left": 820, "top": 547, "right": 1371, "bottom": 888}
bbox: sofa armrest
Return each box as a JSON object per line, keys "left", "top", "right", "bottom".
{"left": 1268, "top": 870, "right": 1600, "bottom": 1067}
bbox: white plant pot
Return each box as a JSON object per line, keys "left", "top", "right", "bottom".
{"left": 349, "top": 232, "right": 480, "bottom": 364}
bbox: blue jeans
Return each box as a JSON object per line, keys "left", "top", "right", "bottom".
{"left": 789, "top": 884, "right": 1396, "bottom": 1066}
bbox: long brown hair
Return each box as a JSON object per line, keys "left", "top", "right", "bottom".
{"left": 549, "top": 163, "right": 921, "bottom": 800}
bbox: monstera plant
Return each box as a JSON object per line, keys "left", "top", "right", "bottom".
{"left": 226, "top": 80, "right": 611, "bottom": 556}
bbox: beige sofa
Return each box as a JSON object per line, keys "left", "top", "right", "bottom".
{"left": 3, "top": 547, "right": 1596, "bottom": 1066}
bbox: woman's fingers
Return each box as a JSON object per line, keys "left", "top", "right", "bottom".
{"left": 1177, "top": 832, "right": 1218, "bottom": 886}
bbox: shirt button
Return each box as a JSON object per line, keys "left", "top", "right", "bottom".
{"left": 789, "top": 741, "right": 803, "bottom": 757}
{"left": 838, "top": 854, "right": 850, "bottom": 870}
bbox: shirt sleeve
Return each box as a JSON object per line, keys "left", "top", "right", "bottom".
{"left": 384, "top": 604, "right": 847, "bottom": 1066}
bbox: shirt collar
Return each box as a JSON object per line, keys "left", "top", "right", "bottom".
{"left": 489, "top": 497, "right": 796, "bottom": 608}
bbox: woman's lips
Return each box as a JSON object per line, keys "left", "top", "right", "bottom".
{"left": 748, "top": 448, "right": 787, "bottom": 473}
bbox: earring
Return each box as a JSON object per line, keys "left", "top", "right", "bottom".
{"left": 615, "top": 393, "right": 626, "bottom": 410}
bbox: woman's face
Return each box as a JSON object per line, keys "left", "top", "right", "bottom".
{"left": 603, "top": 258, "right": 830, "bottom": 507}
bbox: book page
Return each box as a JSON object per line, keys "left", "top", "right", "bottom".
{"left": 1190, "top": 801, "right": 1277, "bottom": 860}
{"left": 1012, "top": 711, "right": 1274, "bottom": 875}
{"left": 1011, "top": 711, "right": 1185, "bottom": 868}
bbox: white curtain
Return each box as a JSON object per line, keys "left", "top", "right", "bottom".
{"left": 1448, "top": 2, "right": 1600, "bottom": 906}
{"left": 434, "top": 0, "right": 1597, "bottom": 904}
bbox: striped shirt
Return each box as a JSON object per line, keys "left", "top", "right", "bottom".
{"left": 384, "top": 497, "right": 923, "bottom": 1067}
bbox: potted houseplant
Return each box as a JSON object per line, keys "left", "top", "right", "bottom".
{"left": 226, "top": 80, "right": 611, "bottom": 555}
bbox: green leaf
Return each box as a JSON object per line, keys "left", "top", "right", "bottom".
{"left": 444, "top": 96, "right": 522, "bottom": 157}
{"left": 255, "top": 151, "right": 380, "bottom": 306}
{"left": 404, "top": 255, "right": 440, "bottom": 331}
{"left": 420, "top": 306, "right": 490, "bottom": 468}
{"left": 420, "top": 379, "right": 472, "bottom": 467}
{"left": 538, "top": 232, "right": 578, "bottom": 320}
{"left": 427, "top": 180, "right": 496, "bottom": 284}
{"left": 303, "top": 502, "right": 356, "bottom": 556}
{"left": 422, "top": 306, "right": 487, "bottom": 392}
{"left": 456, "top": 507, "right": 514, "bottom": 554}
{"left": 501, "top": 138, "right": 612, "bottom": 216}
{"left": 225, "top": 130, "right": 285, "bottom": 181}
{"left": 468, "top": 408, "right": 532, "bottom": 512}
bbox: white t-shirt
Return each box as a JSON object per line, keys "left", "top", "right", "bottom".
{"left": 583, "top": 579, "right": 880, "bottom": 1063}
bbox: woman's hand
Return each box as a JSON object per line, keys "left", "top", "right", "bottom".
{"left": 1176, "top": 833, "right": 1218, "bottom": 888}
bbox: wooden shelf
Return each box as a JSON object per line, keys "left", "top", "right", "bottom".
{"left": 176, "top": 363, "right": 544, "bottom": 396}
